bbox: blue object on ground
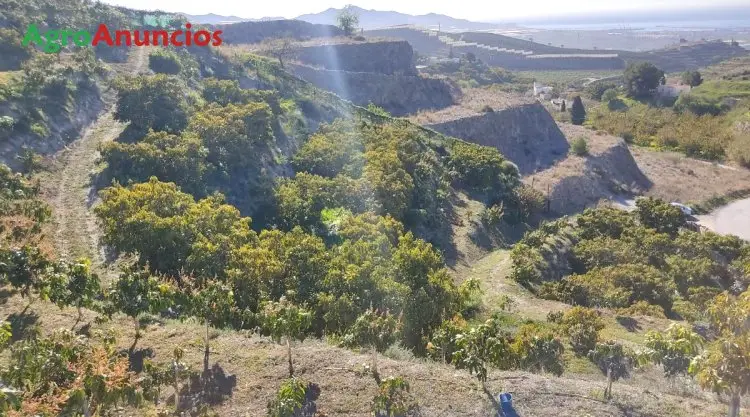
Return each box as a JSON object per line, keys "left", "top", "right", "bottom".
{"left": 497, "top": 392, "right": 519, "bottom": 417}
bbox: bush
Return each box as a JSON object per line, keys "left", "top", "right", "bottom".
{"left": 601, "top": 89, "right": 619, "bottom": 103}
{"left": 29, "top": 122, "right": 48, "bottom": 138}
{"left": 559, "top": 306, "right": 604, "bottom": 355}
{"left": 585, "top": 81, "right": 618, "bottom": 100}
{"left": 342, "top": 309, "right": 401, "bottom": 352}
{"left": 148, "top": 50, "right": 183, "bottom": 75}
{"left": 635, "top": 197, "right": 685, "bottom": 236}
{"left": 728, "top": 134, "right": 750, "bottom": 168}
{"left": 571, "top": 136, "right": 589, "bottom": 156}
{"left": 267, "top": 377, "right": 308, "bottom": 417}
{"left": 617, "top": 300, "right": 666, "bottom": 318}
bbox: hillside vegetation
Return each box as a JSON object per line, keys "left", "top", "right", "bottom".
{"left": 1, "top": 3, "right": 750, "bottom": 417}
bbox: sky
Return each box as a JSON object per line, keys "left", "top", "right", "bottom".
{"left": 98, "top": 0, "right": 748, "bottom": 22}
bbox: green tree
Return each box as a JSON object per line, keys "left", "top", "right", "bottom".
{"left": 559, "top": 307, "right": 604, "bottom": 355}
{"left": 187, "top": 279, "right": 241, "bottom": 373}
{"left": 624, "top": 62, "right": 665, "bottom": 98}
{"left": 107, "top": 268, "right": 175, "bottom": 345}
{"left": 47, "top": 259, "right": 101, "bottom": 326}
{"left": 1, "top": 330, "right": 143, "bottom": 416}
{"left": 681, "top": 70, "right": 703, "bottom": 87}
{"left": 571, "top": 136, "right": 589, "bottom": 156}
{"left": 372, "top": 376, "right": 414, "bottom": 417}
{"left": 114, "top": 74, "right": 189, "bottom": 133}
{"left": 267, "top": 377, "right": 308, "bottom": 417}
{"left": 601, "top": 88, "right": 619, "bottom": 103}
{"left": 589, "top": 340, "right": 634, "bottom": 400}
{"left": 570, "top": 96, "right": 586, "bottom": 125}
{"left": 148, "top": 50, "right": 182, "bottom": 74}
{"left": 343, "top": 309, "right": 401, "bottom": 353}
{"left": 0, "top": 245, "right": 50, "bottom": 301}
{"left": 635, "top": 197, "right": 685, "bottom": 236}
{"left": 261, "top": 297, "right": 312, "bottom": 377}
{"left": 337, "top": 5, "right": 359, "bottom": 36}
{"left": 689, "top": 290, "right": 750, "bottom": 417}
{"left": 644, "top": 323, "right": 703, "bottom": 377}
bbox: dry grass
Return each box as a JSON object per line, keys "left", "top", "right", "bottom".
{"left": 0, "top": 288, "right": 731, "bottom": 417}
{"left": 525, "top": 123, "right": 750, "bottom": 213}
{"left": 630, "top": 147, "right": 750, "bottom": 206}
{"left": 409, "top": 88, "right": 535, "bottom": 124}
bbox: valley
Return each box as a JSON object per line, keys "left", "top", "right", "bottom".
{"left": 0, "top": 2, "right": 750, "bottom": 417}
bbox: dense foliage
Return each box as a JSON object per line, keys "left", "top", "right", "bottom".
{"left": 512, "top": 198, "right": 750, "bottom": 316}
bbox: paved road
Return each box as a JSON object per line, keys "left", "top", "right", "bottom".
{"left": 696, "top": 197, "right": 750, "bottom": 241}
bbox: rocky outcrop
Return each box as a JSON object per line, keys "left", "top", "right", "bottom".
{"left": 295, "top": 41, "right": 418, "bottom": 75}
{"left": 290, "top": 64, "right": 456, "bottom": 116}
{"left": 425, "top": 104, "right": 569, "bottom": 174}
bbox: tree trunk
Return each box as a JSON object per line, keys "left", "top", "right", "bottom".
{"left": 728, "top": 392, "right": 741, "bottom": 417}
{"left": 604, "top": 366, "right": 613, "bottom": 400}
{"left": 287, "top": 337, "right": 294, "bottom": 377}
{"left": 174, "top": 362, "right": 180, "bottom": 412}
{"left": 371, "top": 348, "right": 381, "bottom": 385}
{"left": 204, "top": 320, "right": 210, "bottom": 374}
{"left": 82, "top": 396, "right": 92, "bottom": 417}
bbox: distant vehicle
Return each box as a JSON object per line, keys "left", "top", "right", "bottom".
{"left": 670, "top": 202, "right": 693, "bottom": 216}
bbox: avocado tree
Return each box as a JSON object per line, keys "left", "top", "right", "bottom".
{"left": 559, "top": 306, "right": 604, "bottom": 355}
{"left": 107, "top": 268, "right": 175, "bottom": 346}
{"left": 260, "top": 297, "right": 312, "bottom": 378}
{"left": 589, "top": 340, "right": 634, "bottom": 400}
{"left": 47, "top": 259, "right": 101, "bottom": 326}
{"left": 372, "top": 376, "right": 414, "bottom": 417}
{"left": 689, "top": 290, "right": 750, "bottom": 417}
{"left": 681, "top": 70, "right": 703, "bottom": 87}
{"left": 644, "top": 323, "right": 703, "bottom": 377}
{"left": 186, "top": 279, "right": 240, "bottom": 373}
{"left": 1, "top": 330, "right": 144, "bottom": 416}
{"left": 0, "top": 246, "right": 50, "bottom": 302}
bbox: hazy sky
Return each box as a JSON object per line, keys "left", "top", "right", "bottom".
{"left": 99, "top": 0, "right": 746, "bottom": 22}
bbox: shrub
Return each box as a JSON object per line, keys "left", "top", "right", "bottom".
{"left": 559, "top": 306, "right": 604, "bottom": 355}
{"left": 267, "top": 377, "right": 308, "bottom": 417}
{"left": 342, "top": 309, "right": 401, "bottom": 352}
{"left": 29, "top": 122, "right": 48, "bottom": 138}
{"left": 571, "top": 136, "right": 589, "bottom": 156}
{"left": 512, "top": 323, "right": 565, "bottom": 376}
{"left": 728, "top": 134, "right": 750, "bottom": 168}
{"left": 601, "top": 88, "right": 619, "bottom": 103}
{"left": 149, "top": 50, "right": 182, "bottom": 75}
{"left": 585, "top": 81, "right": 618, "bottom": 100}
{"left": 617, "top": 301, "right": 666, "bottom": 318}
{"left": 635, "top": 197, "right": 685, "bottom": 236}
{"left": 372, "top": 376, "right": 415, "bottom": 417}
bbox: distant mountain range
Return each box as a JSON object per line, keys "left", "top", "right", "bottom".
{"left": 185, "top": 6, "right": 507, "bottom": 30}
{"left": 185, "top": 13, "right": 283, "bottom": 25}
{"left": 295, "top": 6, "right": 505, "bottom": 30}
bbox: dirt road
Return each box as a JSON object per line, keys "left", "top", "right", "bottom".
{"left": 697, "top": 197, "right": 750, "bottom": 241}
{"left": 42, "top": 47, "right": 148, "bottom": 270}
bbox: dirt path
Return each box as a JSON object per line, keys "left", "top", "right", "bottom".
{"left": 43, "top": 48, "right": 148, "bottom": 268}
{"left": 697, "top": 197, "right": 750, "bottom": 241}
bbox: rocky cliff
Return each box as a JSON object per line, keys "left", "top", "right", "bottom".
{"left": 290, "top": 64, "right": 456, "bottom": 116}
{"left": 425, "top": 103, "right": 569, "bottom": 174}
{"left": 295, "top": 41, "right": 418, "bottom": 75}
